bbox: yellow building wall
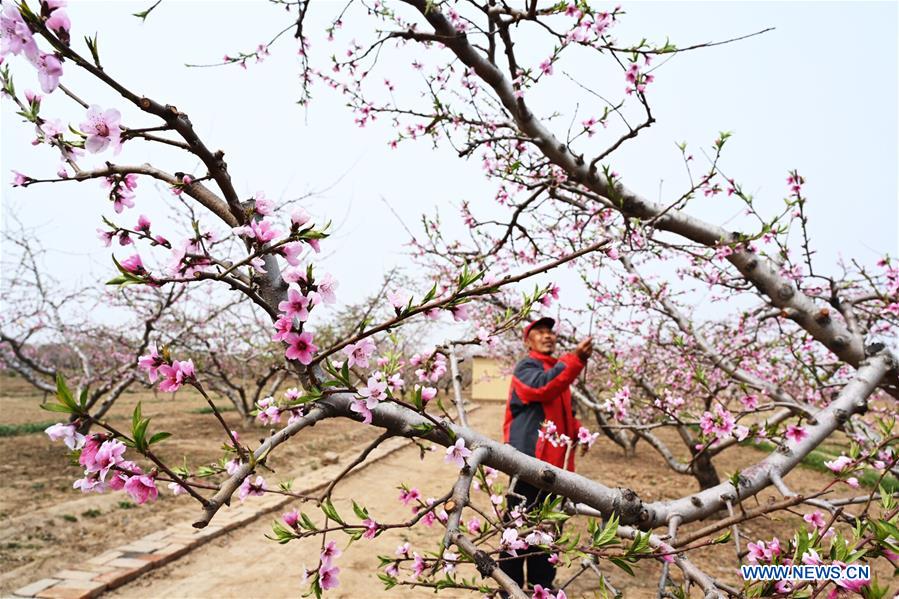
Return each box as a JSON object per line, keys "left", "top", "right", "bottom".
{"left": 471, "top": 357, "right": 509, "bottom": 402}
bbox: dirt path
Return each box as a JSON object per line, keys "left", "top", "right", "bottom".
{"left": 107, "top": 404, "right": 506, "bottom": 599}
{"left": 100, "top": 401, "right": 893, "bottom": 598}
{"left": 0, "top": 383, "right": 380, "bottom": 595}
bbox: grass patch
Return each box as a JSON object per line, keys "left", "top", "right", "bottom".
{"left": 118, "top": 500, "right": 136, "bottom": 510}
{"left": 745, "top": 440, "right": 899, "bottom": 494}
{"left": 61, "top": 514, "right": 77, "bottom": 522}
{"left": 189, "top": 404, "right": 237, "bottom": 414}
{"left": 3, "top": 541, "right": 38, "bottom": 550}
{"left": 81, "top": 509, "right": 102, "bottom": 518}
{"left": 0, "top": 421, "right": 57, "bottom": 437}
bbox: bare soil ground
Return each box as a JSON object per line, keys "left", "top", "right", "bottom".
{"left": 2, "top": 376, "right": 893, "bottom": 598}
{"left": 0, "top": 375, "right": 380, "bottom": 595}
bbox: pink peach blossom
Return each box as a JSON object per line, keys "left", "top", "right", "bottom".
{"left": 444, "top": 438, "right": 472, "bottom": 469}
{"left": 318, "top": 563, "right": 340, "bottom": 590}
{"left": 284, "top": 331, "right": 317, "bottom": 364}
{"left": 278, "top": 288, "right": 311, "bottom": 321}
{"left": 124, "top": 474, "right": 158, "bottom": 504}
{"left": 398, "top": 487, "right": 420, "bottom": 506}
{"left": 785, "top": 424, "right": 808, "bottom": 443}
{"left": 361, "top": 517, "right": 378, "bottom": 539}
{"left": 237, "top": 475, "right": 267, "bottom": 501}
{"left": 45, "top": 8, "right": 70, "bottom": 33}
{"left": 45, "top": 423, "right": 85, "bottom": 450}
{"left": 343, "top": 338, "right": 376, "bottom": 368}
{"left": 320, "top": 540, "right": 341, "bottom": 564}
{"left": 1, "top": 4, "right": 38, "bottom": 59}
{"left": 138, "top": 346, "right": 164, "bottom": 382}
{"left": 80, "top": 105, "right": 122, "bottom": 153}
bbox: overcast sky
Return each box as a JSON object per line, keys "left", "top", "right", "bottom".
{"left": 1, "top": 1, "right": 896, "bottom": 339}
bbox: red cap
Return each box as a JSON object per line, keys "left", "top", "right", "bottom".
{"left": 523, "top": 316, "right": 555, "bottom": 341}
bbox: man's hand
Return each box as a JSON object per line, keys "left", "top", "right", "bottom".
{"left": 574, "top": 337, "right": 594, "bottom": 362}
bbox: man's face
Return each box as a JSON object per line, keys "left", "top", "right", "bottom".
{"left": 525, "top": 324, "right": 557, "bottom": 355}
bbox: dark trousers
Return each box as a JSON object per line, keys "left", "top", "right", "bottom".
{"left": 498, "top": 479, "right": 556, "bottom": 589}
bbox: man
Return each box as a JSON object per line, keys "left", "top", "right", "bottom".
{"left": 500, "top": 316, "right": 593, "bottom": 591}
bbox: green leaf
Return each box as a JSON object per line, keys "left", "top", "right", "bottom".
{"left": 871, "top": 520, "right": 899, "bottom": 543}
{"left": 627, "top": 531, "right": 650, "bottom": 555}
{"left": 132, "top": 0, "right": 163, "bottom": 21}
{"left": 196, "top": 465, "right": 218, "bottom": 477}
{"left": 563, "top": 531, "right": 581, "bottom": 552}
{"left": 135, "top": 418, "right": 150, "bottom": 449}
{"left": 266, "top": 521, "right": 297, "bottom": 544}
{"left": 609, "top": 557, "right": 635, "bottom": 576}
{"left": 410, "top": 423, "right": 434, "bottom": 435}
{"left": 148, "top": 431, "right": 171, "bottom": 446}
{"left": 300, "top": 512, "right": 318, "bottom": 532}
{"left": 352, "top": 500, "right": 368, "bottom": 520}
{"left": 83, "top": 33, "right": 102, "bottom": 69}
{"left": 592, "top": 513, "right": 619, "bottom": 547}
{"left": 377, "top": 573, "right": 398, "bottom": 590}
{"left": 346, "top": 529, "right": 364, "bottom": 541}
{"left": 713, "top": 530, "right": 732, "bottom": 544}
{"left": 40, "top": 402, "right": 75, "bottom": 413}
{"left": 131, "top": 403, "right": 152, "bottom": 450}
{"left": 422, "top": 282, "right": 438, "bottom": 303}
{"left": 321, "top": 498, "right": 343, "bottom": 524}
{"left": 308, "top": 573, "right": 322, "bottom": 599}
{"left": 132, "top": 401, "right": 142, "bottom": 433}
{"left": 879, "top": 484, "right": 895, "bottom": 510}
{"left": 55, "top": 373, "right": 77, "bottom": 411}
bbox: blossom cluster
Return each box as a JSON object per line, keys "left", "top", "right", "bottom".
{"left": 1, "top": 2, "right": 66, "bottom": 93}
{"left": 4, "top": 3, "right": 129, "bottom": 181}
{"left": 411, "top": 349, "right": 447, "bottom": 383}
{"left": 45, "top": 426, "right": 159, "bottom": 504}
{"left": 601, "top": 385, "right": 632, "bottom": 422}
{"left": 563, "top": 4, "right": 617, "bottom": 45}
{"left": 102, "top": 172, "right": 136, "bottom": 213}
{"left": 624, "top": 57, "right": 655, "bottom": 95}
{"left": 821, "top": 452, "right": 888, "bottom": 490}
{"left": 265, "top": 212, "right": 335, "bottom": 366}
{"left": 138, "top": 345, "right": 195, "bottom": 393}
{"left": 296, "top": 536, "right": 342, "bottom": 591}
{"left": 698, "top": 403, "right": 748, "bottom": 445}
{"left": 255, "top": 388, "right": 307, "bottom": 426}
{"left": 350, "top": 372, "right": 389, "bottom": 424}
{"left": 538, "top": 420, "right": 600, "bottom": 451}
{"left": 382, "top": 469, "right": 567, "bottom": 592}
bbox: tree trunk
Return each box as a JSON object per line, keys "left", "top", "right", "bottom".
{"left": 691, "top": 452, "right": 721, "bottom": 490}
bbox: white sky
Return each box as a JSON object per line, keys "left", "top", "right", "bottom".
{"left": 1, "top": 1, "right": 897, "bottom": 339}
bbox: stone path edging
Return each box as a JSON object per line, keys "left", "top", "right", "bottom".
{"left": 8, "top": 428, "right": 427, "bottom": 599}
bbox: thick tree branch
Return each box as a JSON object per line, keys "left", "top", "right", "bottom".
{"left": 401, "top": 0, "right": 895, "bottom": 395}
